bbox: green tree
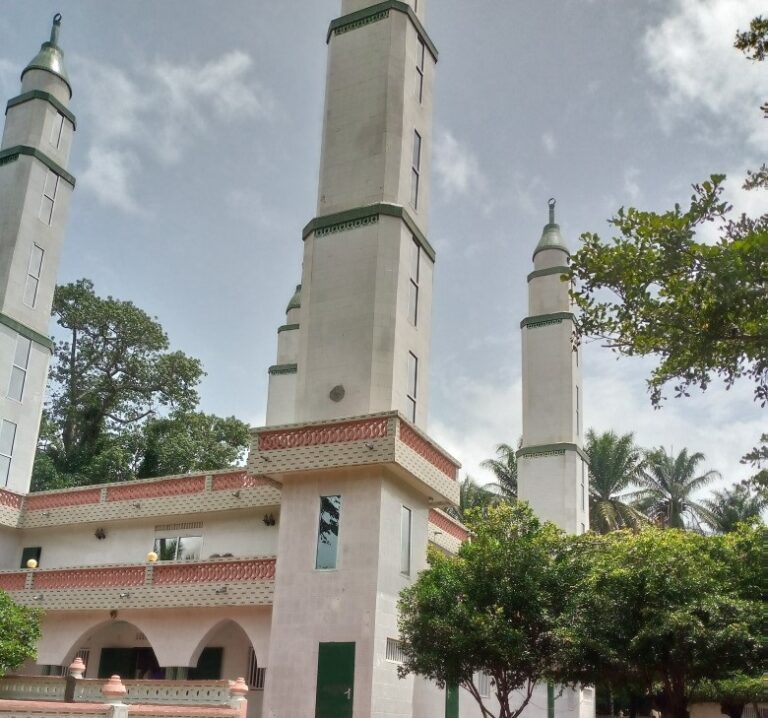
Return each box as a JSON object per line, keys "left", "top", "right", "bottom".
{"left": 631, "top": 447, "right": 719, "bottom": 529}
{"left": 481, "top": 442, "right": 518, "bottom": 501}
{"left": 33, "top": 280, "right": 249, "bottom": 489}
{"left": 398, "top": 503, "right": 568, "bottom": 718}
{"left": 444, "top": 475, "right": 496, "bottom": 521}
{"left": 702, "top": 483, "right": 766, "bottom": 533}
{"left": 555, "top": 524, "right": 766, "bottom": 718}
{"left": 0, "top": 592, "right": 41, "bottom": 677}
{"left": 585, "top": 429, "right": 649, "bottom": 533}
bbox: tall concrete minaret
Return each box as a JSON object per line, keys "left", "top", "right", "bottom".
{"left": 0, "top": 14, "right": 76, "bottom": 493}
{"left": 291, "top": 0, "right": 436, "bottom": 429}
{"left": 517, "top": 200, "right": 589, "bottom": 534}
{"left": 265, "top": 284, "right": 301, "bottom": 425}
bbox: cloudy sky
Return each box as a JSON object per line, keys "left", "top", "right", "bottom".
{"left": 2, "top": 0, "right": 765, "bottom": 489}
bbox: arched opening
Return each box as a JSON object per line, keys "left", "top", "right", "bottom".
{"left": 187, "top": 619, "right": 261, "bottom": 687}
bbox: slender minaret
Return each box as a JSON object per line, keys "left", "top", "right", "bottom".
{"left": 292, "top": 0, "right": 436, "bottom": 429}
{"left": 265, "top": 284, "right": 301, "bottom": 425}
{"left": 517, "top": 200, "right": 589, "bottom": 535}
{"left": 0, "top": 14, "right": 75, "bottom": 493}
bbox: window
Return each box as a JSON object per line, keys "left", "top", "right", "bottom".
{"left": 316, "top": 495, "right": 342, "bottom": 570}
{"left": 39, "top": 170, "right": 59, "bottom": 225}
{"left": 581, "top": 461, "right": 586, "bottom": 511}
{"left": 247, "top": 647, "right": 267, "bottom": 689}
{"left": 408, "top": 237, "right": 420, "bottom": 326}
{"left": 410, "top": 130, "right": 421, "bottom": 209}
{"left": 8, "top": 334, "right": 31, "bottom": 402}
{"left": 406, "top": 352, "right": 418, "bottom": 422}
{"left": 575, "top": 385, "right": 580, "bottom": 436}
{"left": 24, "top": 245, "right": 44, "bottom": 308}
{"left": 152, "top": 535, "right": 202, "bottom": 561}
{"left": 188, "top": 647, "right": 222, "bottom": 680}
{"left": 416, "top": 37, "right": 426, "bottom": 102}
{"left": 0, "top": 420, "right": 17, "bottom": 486}
{"left": 20, "top": 546, "right": 41, "bottom": 569}
{"left": 475, "top": 671, "right": 491, "bottom": 698}
{"left": 385, "top": 638, "right": 406, "bottom": 664}
{"left": 400, "top": 506, "right": 412, "bottom": 575}
{"left": 50, "top": 111, "right": 64, "bottom": 149}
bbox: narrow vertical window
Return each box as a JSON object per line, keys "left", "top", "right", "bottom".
{"left": 580, "top": 461, "right": 586, "bottom": 511}
{"left": 416, "top": 38, "right": 426, "bottom": 103}
{"left": 24, "top": 245, "right": 44, "bottom": 308}
{"left": 8, "top": 335, "right": 31, "bottom": 402}
{"left": 316, "top": 495, "right": 342, "bottom": 570}
{"left": 406, "top": 352, "right": 418, "bottom": 422}
{"left": 408, "top": 237, "right": 420, "bottom": 326}
{"left": 0, "top": 420, "right": 17, "bottom": 487}
{"left": 410, "top": 131, "right": 422, "bottom": 209}
{"left": 39, "top": 170, "right": 59, "bottom": 225}
{"left": 400, "top": 506, "right": 412, "bottom": 575}
{"left": 49, "top": 111, "right": 64, "bottom": 149}
{"left": 575, "top": 386, "right": 580, "bottom": 436}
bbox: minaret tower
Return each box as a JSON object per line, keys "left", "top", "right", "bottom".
{"left": 517, "top": 200, "right": 589, "bottom": 535}
{"left": 0, "top": 15, "right": 75, "bottom": 493}
{"left": 290, "top": 0, "right": 436, "bottom": 429}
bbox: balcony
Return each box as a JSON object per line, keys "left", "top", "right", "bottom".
{"left": 0, "top": 556, "right": 276, "bottom": 611}
{"left": 0, "top": 470, "right": 281, "bottom": 530}
{"left": 248, "top": 411, "right": 460, "bottom": 505}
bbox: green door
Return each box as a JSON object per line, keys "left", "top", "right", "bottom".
{"left": 446, "top": 680, "right": 459, "bottom": 718}
{"left": 315, "top": 642, "right": 355, "bottom": 718}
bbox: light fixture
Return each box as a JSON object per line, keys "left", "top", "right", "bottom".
{"left": 42, "top": 511, "right": 51, "bottom": 517}
{"left": 26, "top": 558, "right": 38, "bottom": 569}
{"left": 214, "top": 586, "right": 228, "bottom": 595}
{"left": 119, "top": 591, "right": 131, "bottom": 599}
{"left": 146, "top": 551, "right": 158, "bottom": 563}
{"left": 231, "top": 490, "right": 241, "bottom": 499}
{"left": 364, "top": 442, "right": 375, "bottom": 450}
{"left": 259, "top": 455, "right": 271, "bottom": 462}
{"left": 94, "top": 528, "right": 107, "bottom": 540}
{"left": 34, "top": 594, "right": 44, "bottom": 601}
{"left": 262, "top": 513, "right": 276, "bottom": 526}
{"left": 131, "top": 502, "right": 141, "bottom": 509}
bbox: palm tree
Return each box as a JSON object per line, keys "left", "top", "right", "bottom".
{"left": 481, "top": 442, "right": 518, "bottom": 502}
{"left": 702, "top": 482, "right": 766, "bottom": 533}
{"left": 585, "top": 429, "right": 649, "bottom": 533}
{"left": 632, "top": 447, "right": 720, "bottom": 529}
{"left": 444, "top": 475, "right": 494, "bottom": 521}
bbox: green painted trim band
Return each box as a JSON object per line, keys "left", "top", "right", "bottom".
{"left": 520, "top": 311, "right": 574, "bottom": 329}
{"left": 0, "top": 313, "right": 54, "bottom": 353}
{"left": 277, "top": 323, "right": 300, "bottom": 333}
{"left": 268, "top": 363, "right": 298, "bottom": 376}
{"left": 527, "top": 266, "right": 570, "bottom": 282}
{"left": 0, "top": 145, "right": 75, "bottom": 187}
{"left": 517, "top": 442, "right": 588, "bottom": 464}
{"left": 327, "top": 1, "right": 439, "bottom": 62}
{"left": 6, "top": 91, "right": 76, "bottom": 129}
{"left": 302, "top": 203, "right": 436, "bottom": 262}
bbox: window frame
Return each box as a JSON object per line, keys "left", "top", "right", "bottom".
{"left": 24, "top": 244, "right": 44, "bottom": 308}
{"left": 410, "top": 130, "right": 422, "bottom": 209}
{"left": 416, "top": 37, "right": 426, "bottom": 103}
{"left": 8, "top": 334, "right": 32, "bottom": 402}
{"left": 315, "top": 494, "right": 342, "bottom": 571}
{"left": 400, "top": 505, "right": 412, "bottom": 576}
{"left": 0, "top": 419, "right": 18, "bottom": 487}
{"left": 406, "top": 352, "right": 418, "bottom": 422}
{"left": 49, "top": 111, "right": 64, "bottom": 149}
{"left": 39, "top": 170, "right": 59, "bottom": 226}
{"left": 408, "top": 236, "right": 421, "bottom": 327}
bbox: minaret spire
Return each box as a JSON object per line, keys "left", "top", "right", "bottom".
{"left": 548, "top": 196, "right": 556, "bottom": 225}
{"left": 21, "top": 13, "right": 71, "bottom": 98}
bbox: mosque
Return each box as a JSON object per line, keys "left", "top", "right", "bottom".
{"left": 0, "top": 2, "right": 591, "bottom": 717}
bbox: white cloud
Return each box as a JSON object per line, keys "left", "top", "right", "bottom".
{"left": 541, "top": 131, "right": 557, "bottom": 156}
{"left": 623, "top": 166, "right": 642, "bottom": 203}
{"left": 0, "top": 58, "right": 17, "bottom": 99}
{"left": 74, "top": 51, "right": 276, "bottom": 211}
{"left": 432, "top": 128, "right": 486, "bottom": 199}
{"left": 643, "top": 0, "right": 767, "bottom": 150}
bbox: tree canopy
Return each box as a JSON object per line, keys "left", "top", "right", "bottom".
{"left": 33, "top": 279, "right": 249, "bottom": 489}
{"left": 0, "top": 592, "right": 41, "bottom": 677}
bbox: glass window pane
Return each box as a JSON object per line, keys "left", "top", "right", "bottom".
{"left": 408, "top": 353, "right": 418, "bottom": 397}
{"left": 412, "top": 132, "right": 421, "bottom": 170}
{"left": 316, "top": 495, "right": 342, "bottom": 570}
{"left": 418, "top": 39, "right": 426, "bottom": 70}
{"left": 50, "top": 112, "right": 64, "bottom": 148}
{"left": 410, "top": 238, "right": 420, "bottom": 281}
{"left": 39, "top": 196, "right": 54, "bottom": 225}
{"left": 408, "top": 281, "right": 418, "bottom": 326}
{"left": 177, "top": 536, "right": 202, "bottom": 560}
{"left": 400, "top": 506, "right": 412, "bottom": 575}
{"left": 0, "top": 420, "right": 17, "bottom": 456}
{"left": 406, "top": 396, "right": 416, "bottom": 423}
{"left": 0, "top": 455, "right": 10, "bottom": 486}
{"left": 29, "top": 245, "right": 44, "bottom": 277}
{"left": 410, "top": 169, "right": 419, "bottom": 208}
{"left": 14, "top": 335, "right": 31, "bottom": 369}
{"left": 8, "top": 367, "right": 25, "bottom": 402}
{"left": 43, "top": 171, "right": 58, "bottom": 199}
{"left": 154, "top": 537, "right": 179, "bottom": 561}
{"left": 23, "top": 276, "right": 39, "bottom": 308}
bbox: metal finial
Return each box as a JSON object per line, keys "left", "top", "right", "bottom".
{"left": 548, "top": 197, "right": 556, "bottom": 224}
{"left": 50, "top": 14, "right": 62, "bottom": 45}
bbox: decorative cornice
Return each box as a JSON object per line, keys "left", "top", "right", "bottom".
{"left": 277, "top": 323, "right": 300, "bottom": 334}
{"left": 520, "top": 311, "right": 574, "bottom": 330}
{"left": 527, "top": 266, "right": 570, "bottom": 283}
{"left": 6, "top": 90, "right": 76, "bottom": 129}
{"left": 0, "top": 145, "right": 75, "bottom": 186}
{"left": 327, "top": 1, "right": 439, "bottom": 62}
{"left": 517, "top": 442, "right": 588, "bottom": 463}
{"left": 303, "top": 203, "right": 436, "bottom": 262}
{"left": 268, "top": 363, "right": 298, "bottom": 376}
{"left": 0, "top": 313, "right": 54, "bottom": 352}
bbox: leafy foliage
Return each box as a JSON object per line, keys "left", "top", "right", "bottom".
{"left": 585, "top": 429, "right": 648, "bottom": 533}
{"left": 444, "top": 475, "right": 496, "bottom": 521}
{"left": 0, "top": 592, "right": 41, "bottom": 677}
{"left": 398, "top": 503, "right": 569, "bottom": 718}
{"left": 555, "top": 524, "right": 767, "bottom": 718}
{"left": 702, "top": 483, "right": 767, "bottom": 533}
{"left": 33, "top": 280, "right": 249, "bottom": 489}
{"left": 481, "top": 442, "right": 518, "bottom": 501}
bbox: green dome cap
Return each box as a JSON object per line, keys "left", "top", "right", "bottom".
{"left": 286, "top": 284, "right": 302, "bottom": 313}
{"left": 533, "top": 198, "right": 569, "bottom": 259}
{"left": 21, "top": 14, "right": 72, "bottom": 98}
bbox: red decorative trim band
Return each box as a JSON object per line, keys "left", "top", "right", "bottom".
{"left": 211, "top": 473, "right": 272, "bottom": 491}
{"left": 33, "top": 566, "right": 146, "bottom": 589}
{"left": 258, "top": 417, "right": 388, "bottom": 451}
{"left": 107, "top": 476, "right": 206, "bottom": 502}
{"left": 0, "top": 572, "right": 26, "bottom": 590}
{"left": 429, "top": 509, "right": 469, "bottom": 541}
{"left": 0, "top": 488, "right": 23, "bottom": 510}
{"left": 153, "top": 558, "right": 276, "bottom": 584}
{"left": 399, "top": 423, "right": 459, "bottom": 480}
{"left": 25, "top": 488, "right": 101, "bottom": 511}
